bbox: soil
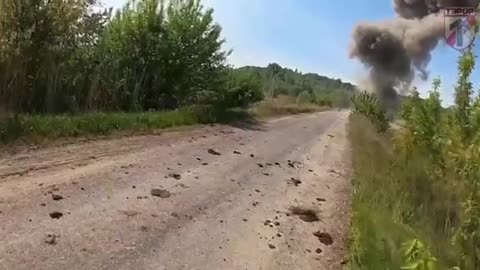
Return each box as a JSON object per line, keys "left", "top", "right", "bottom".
{"left": 0, "top": 111, "right": 351, "bottom": 270}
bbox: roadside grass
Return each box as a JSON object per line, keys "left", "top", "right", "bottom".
{"left": 0, "top": 100, "right": 327, "bottom": 145}
{"left": 348, "top": 113, "right": 460, "bottom": 269}
{"left": 252, "top": 95, "right": 328, "bottom": 118}
{"left": 0, "top": 106, "right": 249, "bottom": 145}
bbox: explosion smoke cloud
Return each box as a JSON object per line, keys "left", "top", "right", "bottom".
{"left": 350, "top": 0, "right": 479, "bottom": 105}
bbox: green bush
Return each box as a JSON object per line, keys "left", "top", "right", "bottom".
{"left": 351, "top": 91, "right": 390, "bottom": 132}
{"left": 0, "top": 0, "right": 234, "bottom": 113}
{"left": 222, "top": 73, "right": 264, "bottom": 108}
{"left": 350, "top": 52, "right": 480, "bottom": 270}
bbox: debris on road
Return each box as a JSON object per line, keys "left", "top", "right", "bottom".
{"left": 207, "top": 149, "right": 222, "bottom": 156}
{"left": 313, "top": 231, "right": 333, "bottom": 245}
{"left": 289, "top": 207, "right": 319, "bottom": 222}
{"left": 288, "top": 178, "right": 302, "bottom": 187}
{"left": 287, "top": 160, "right": 302, "bottom": 169}
{"left": 121, "top": 210, "right": 139, "bottom": 217}
{"left": 1, "top": 111, "right": 351, "bottom": 268}
{"left": 51, "top": 194, "right": 64, "bottom": 201}
{"left": 44, "top": 233, "right": 58, "bottom": 245}
{"left": 151, "top": 189, "right": 171, "bottom": 198}
{"left": 177, "top": 183, "right": 189, "bottom": 188}
{"left": 168, "top": 173, "right": 182, "bottom": 180}
{"left": 49, "top": 212, "right": 63, "bottom": 219}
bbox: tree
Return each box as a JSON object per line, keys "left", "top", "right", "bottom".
{"left": 0, "top": 0, "right": 108, "bottom": 113}
{"left": 267, "top": 63, "right": 282, "bottom": 98}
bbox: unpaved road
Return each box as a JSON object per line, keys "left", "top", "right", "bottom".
{"left": 0, "top": 111, "right": 351, "bottom": 270}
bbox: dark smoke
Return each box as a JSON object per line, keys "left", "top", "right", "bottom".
{"left": 350, "top": 0, "right": 479, "bottom": 105}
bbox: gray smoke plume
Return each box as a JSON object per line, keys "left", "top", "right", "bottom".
{"left": 350, "top": 0, "right": 479, "bottom": 106}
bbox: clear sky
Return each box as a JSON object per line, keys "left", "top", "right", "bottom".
{"left": 102, "top": 0, "right": 480, "bottom": 105}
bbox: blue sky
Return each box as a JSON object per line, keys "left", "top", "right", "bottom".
{"left": 102, "top": 0, "right": 480, "bottom": 105}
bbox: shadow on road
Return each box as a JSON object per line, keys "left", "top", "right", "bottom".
{"left": 227, "top": 117, "right": 267, "bottom": 131}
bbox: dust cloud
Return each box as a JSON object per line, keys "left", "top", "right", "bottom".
{"left": 349, "top": 0, "right": 479, "bottom": 105}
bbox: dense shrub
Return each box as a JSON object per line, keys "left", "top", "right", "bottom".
{"left": 350, "top": 51, "right": 480, "bottom": 269}
{"left": 0, "top": 0, "right": 255, "bottom": 114}
{"left": 351, "top": 91, "right": 390, "bottom": 132}
{"left": 221, "top": 73, "right": 264, "bottom": 108}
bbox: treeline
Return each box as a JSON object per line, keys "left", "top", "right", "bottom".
{"left": 350, "top": 52, "right": 480, "bottom": 269}
{"left": 0, "top": 0, "right": 264, "bottom": 114}
{"left": 232, "top": 64, "right": 356, "bottom": 108}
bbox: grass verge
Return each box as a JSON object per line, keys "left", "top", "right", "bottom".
{"left": 348, "top": 113, "right": 458, "bottom": 270}
{"left": 252, "top": 97, "right": 328, "bottom": 118}
{"left": 0, "top": 106, "right": 249, "bottom": 145}
{"left": 0, "top": 101, "right": 327, "bottom": 145}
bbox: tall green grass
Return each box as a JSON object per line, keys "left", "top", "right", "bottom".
{"left": 0, "top": 100, "right": 326, "bottom": 145}
{"left": 348, "top": 113, "right": 461, "bottom": 270}
{"left": 0, "top": 106, "right": 249, "bottom": 144}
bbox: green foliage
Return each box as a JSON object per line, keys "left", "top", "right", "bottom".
{"left": 98, "top": 0, "right": 230, "bottom": 111}
{"left": 253, "top": 95, "right": 326, "bottom": 118}
{"left": 0, "top": 0, "right": 111, "bottom": 113}
{"left": 0, "top": 0, "right": 254, "bottom": 114}
{"left": 296, "top": 90, "right": 313, "bottom": 104}
{"left": 350, "top": 51, "right": 480, "bottom": 270}
{"left": 0, "top": 106, "right": 249, "bottom": 144}
{"left": 351, "top": 91, "right": 390, "bottom": 132}
{"left": 222, "top": 72, "right": 264, "bottom": 108}
{"left": 401, "top": 239, "right": 437, "bottom": 270}
{"left": 231, "top": 64, "right": 355, "bottom": 107}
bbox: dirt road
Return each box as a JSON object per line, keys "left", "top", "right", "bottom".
{"left": 0, "top": 111, "right": 351, "bottom": 270}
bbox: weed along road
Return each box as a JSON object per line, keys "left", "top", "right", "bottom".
{"left": 0, "top": 111, "right": 351, "bottom": 270}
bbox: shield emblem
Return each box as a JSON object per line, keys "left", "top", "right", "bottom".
{"left": 444, "top": 7, "right": 477, "bottom": 51}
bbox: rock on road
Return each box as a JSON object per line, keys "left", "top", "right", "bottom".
{"left": 0, "top": 111, "right": 351, "bottom": 270}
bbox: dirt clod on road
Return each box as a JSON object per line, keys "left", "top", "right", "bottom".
{"left": 313, "top": 231, "right": 334, "bottom": 246}
{"left": 150, "top": 189, "right": 171, "bottom": 198}
{"left": 289, "top": 206, "right": 320, "bottom": 223}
